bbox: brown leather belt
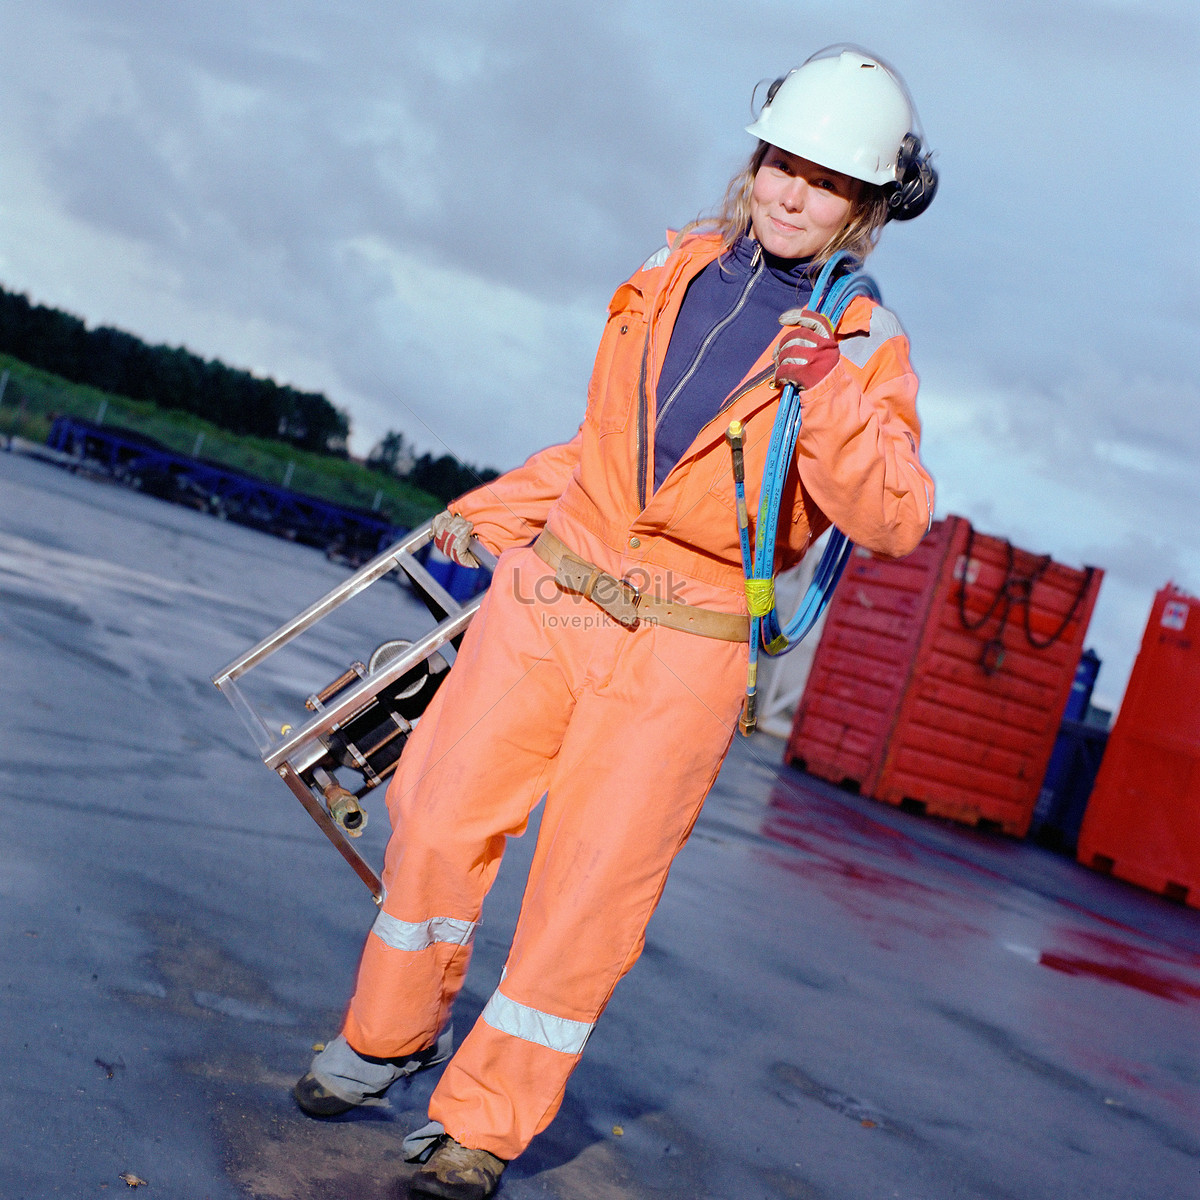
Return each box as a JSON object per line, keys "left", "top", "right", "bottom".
{"left": 533, "top": 529, "right": 749, "bottom": 642}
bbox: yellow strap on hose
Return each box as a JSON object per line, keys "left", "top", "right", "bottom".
{"left": 744, "top": 578, "right": 775, "bottom": 617}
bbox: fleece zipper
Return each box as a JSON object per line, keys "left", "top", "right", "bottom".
{"left": 637, "top": 247, "right": 774, "bottom": 512}
{"left": 654, "top": 245, "right": 764, "bottom": 433}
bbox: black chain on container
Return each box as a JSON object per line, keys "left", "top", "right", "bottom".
{"left": 1023, "top": 564, "right": 1096, "bottom": 649}
{"left": 955, "top": 522, "right": 1094, "bottom": 675}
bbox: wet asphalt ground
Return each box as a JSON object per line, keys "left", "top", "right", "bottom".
{"left": 2, "top": 446, "right": 1198, "bottom": 1200}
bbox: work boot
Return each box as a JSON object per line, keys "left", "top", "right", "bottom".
{"left": 293, "top": 1070, "right": 358, "bottom": 1117}
{"left": 409, "top": 1136, "right": 506, "bottom": 1200}
{"left": 293, "top": 1027, "right": 453, "bottom": 1117}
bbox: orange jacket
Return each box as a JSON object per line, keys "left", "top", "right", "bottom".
{"left": 453, "top": 230, "right": 934, "bottom": 612}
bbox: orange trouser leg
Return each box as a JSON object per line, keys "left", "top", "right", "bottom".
{"left": 342, "top": 549, "right": 580, "bottom": 1059}
{"left": 428, "top": 601, "right": 746, "bottom": 1160}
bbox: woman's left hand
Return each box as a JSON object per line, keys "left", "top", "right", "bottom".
{"left": 773, "top": 309, "right": 839, "bottom": 391}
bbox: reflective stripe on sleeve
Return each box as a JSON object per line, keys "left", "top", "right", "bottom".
{"left": 481, "top": 988, "right": 594, "bottom": 1055}
{"left": 371, "top": 910, "right": 476, "bottom": 952}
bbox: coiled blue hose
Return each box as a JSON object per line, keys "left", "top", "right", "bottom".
{"left": 730, "top": 250, "right": 881, "bottom": 732}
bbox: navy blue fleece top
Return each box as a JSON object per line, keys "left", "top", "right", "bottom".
{"left": 653, "top": 236, "right": 815, "bottom": 492}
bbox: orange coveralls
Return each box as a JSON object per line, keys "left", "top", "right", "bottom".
{"left": 341, "top": 231, "right": 934, "bottom": 1160}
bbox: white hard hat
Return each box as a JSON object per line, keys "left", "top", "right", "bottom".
{"left": 745, "top": 49, "right": 913, "bottom": 186}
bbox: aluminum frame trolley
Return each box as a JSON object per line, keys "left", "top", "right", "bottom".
{"left": 212, "top": 520, "right": 496, "bottom": 902}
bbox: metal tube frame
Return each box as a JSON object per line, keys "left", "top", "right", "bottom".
{"left": 212, "top": 519, "right": 497, "bottom": 901}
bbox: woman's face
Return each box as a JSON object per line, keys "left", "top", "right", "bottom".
{"left": 749, "top": 146, "right": 860, "bottom": 260}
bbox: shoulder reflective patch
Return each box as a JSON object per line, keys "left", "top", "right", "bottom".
{"left": 841, "top": 305, "right": 907, "bottom": 368}
{"left": 640, "top": 245, "right": 670, "bottom": 271}
{"left": 371, "top": 910, "right": 476, "bottom": 953}
{"left": 481, "top": 988, "right": 594, "bottom": 1055}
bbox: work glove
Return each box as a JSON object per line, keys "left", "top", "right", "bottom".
{"left": 773, "top": 309, "right": 839, "bottom": 392}
{"left": 431, "top": 510, "right": 480, "bottom": 568}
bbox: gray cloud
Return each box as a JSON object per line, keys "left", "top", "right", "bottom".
{"left": 0, "top": 0, "right": 1197, "bottom": 706}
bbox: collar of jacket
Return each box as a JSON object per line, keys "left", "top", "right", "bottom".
{"left": 660, "top": 230, "right": 873, "bottom": 328}
{"left": 728, "top": 232, "right": 816, "bottom": 287}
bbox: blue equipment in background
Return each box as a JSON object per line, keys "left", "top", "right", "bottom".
{"left": 1029, "top": 648, "right": 1109, "bottom": 854}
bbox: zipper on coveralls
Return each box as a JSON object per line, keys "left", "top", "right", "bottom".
{"left": 636, "top": 245, "right": 764, "bottom": 512}
{"left": 654, "top": 246, "right": 765, "bottom": 432}
{"left": 719, "top": 364, "right": 776, "bottom": 415}
{"left": 636, "top": 338, "right": 651, "bottom": 512}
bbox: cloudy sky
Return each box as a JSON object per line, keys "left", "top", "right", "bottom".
{"left": 0, "top": 0, "right": 1196, "bottom": 709}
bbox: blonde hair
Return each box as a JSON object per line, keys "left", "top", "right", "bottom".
{"left": 676, "top": 141, "right": 889, "bottom": 266}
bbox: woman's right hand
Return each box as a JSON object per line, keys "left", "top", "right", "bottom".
{"left": 773, "top": 309, "right": 840, "bottom": 391}
{"left": 431, "top": 510, "right": 480, "bottom": 568}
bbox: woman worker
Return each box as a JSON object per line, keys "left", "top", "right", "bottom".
{"left": 296, "top": 46, "right": 937, "bottom": 1200}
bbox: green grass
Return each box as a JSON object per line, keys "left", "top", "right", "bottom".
{"left": 0, "top": 352, "right": 443, "bottom": 528}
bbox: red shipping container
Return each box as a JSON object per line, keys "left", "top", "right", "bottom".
{"left": 1076, "top": 585, "right": 1200, "bottom": 907}
{"left": 786, "top": 515, "right": 1103, "bottom": 836}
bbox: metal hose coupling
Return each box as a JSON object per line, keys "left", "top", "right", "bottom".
{"left": 739, "top": 692, "right": 758, "bottom": 736}
{"left": 314, "top": 767, "right": 367, "bottom": 837}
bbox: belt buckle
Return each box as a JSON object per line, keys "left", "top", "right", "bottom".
{"left": 591, "top": 571, "right": 641, "bottom": 629}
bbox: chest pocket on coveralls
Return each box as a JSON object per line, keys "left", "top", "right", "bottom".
{"left": 590, "top": 282, "right": 647, "bottom": 436}
{"left": 706, "top": 451, "right": 738, "bottom": 515}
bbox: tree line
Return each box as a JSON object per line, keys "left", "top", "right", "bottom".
{"left": 0, "top": 283, "right": 504, "bottom": 501}
{"left": 0, "top": 284, "right": 506, "bottom": 502}
{"left": 367, "top": 429, "right": 499, "bottom": 504}
{"left": 0, "top": 284, "right": 348, "bottom": 453}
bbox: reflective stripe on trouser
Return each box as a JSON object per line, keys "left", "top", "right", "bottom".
{"left": 341, "top": 544, "right": 745, "bottom": 1161}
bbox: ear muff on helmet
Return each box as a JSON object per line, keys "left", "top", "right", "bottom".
{"left": 885, "top": 133, "right": 938, "bottom": 222}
